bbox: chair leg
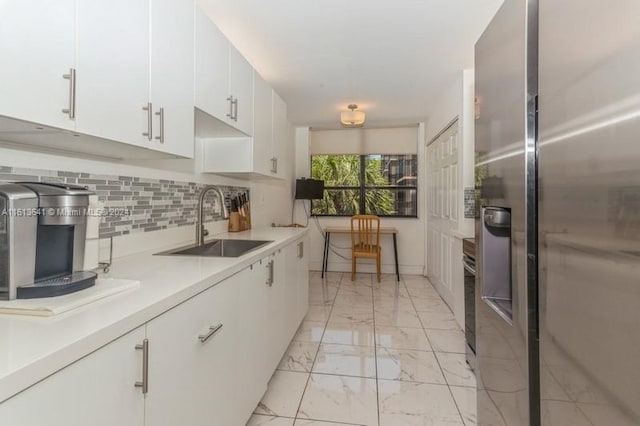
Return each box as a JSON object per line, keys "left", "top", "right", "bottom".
{"left": 351, "top": 256, "right": 356, "bottom": 281}
{"left": 376, "top": 254, "right": 381, "bottom": 282}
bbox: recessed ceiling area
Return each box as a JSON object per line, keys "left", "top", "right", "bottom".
{"left": 198, "top": 0, "right": 503, "bottom": 128}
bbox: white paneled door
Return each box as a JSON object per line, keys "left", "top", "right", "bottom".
{"left": 426, "top": 120, "right": 460, "bottom": 305}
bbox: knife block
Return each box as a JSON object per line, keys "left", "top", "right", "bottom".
{"left": 228, "top": 211, "right": 251, "bottom": 232}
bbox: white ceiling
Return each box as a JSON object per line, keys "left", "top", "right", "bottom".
{"left": 198, "top": 0, "right": 503, "bottom": 129}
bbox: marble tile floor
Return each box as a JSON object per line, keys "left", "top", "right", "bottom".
{"left": 247, "top": 272, "right": 477, "bottom": 426}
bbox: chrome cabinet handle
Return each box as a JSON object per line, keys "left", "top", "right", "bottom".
{"left": 135, "top": 339, "right": 149, "bottom": 394}
{"left": 265, "top": 259, "right": 274, "bottom": 286}
{"left": 142, "top": 103, "right": 153, "bottom": 141}
{"left": 62, "top": 68, "right": 76, "bottom": 119}
{"left": 232, "top": 98, "right": 238, "bottom": 121}
{"left": 198, "top": 323, "right": 223, "bottom": 343}
{"left": 297, "top": 241, "right": 304, "bottom": 259}
{"left": 155, "top": 107, "right": 165, "bottom": 143}
{"left": 226, "top": 96, "right": 234, "bottom": 119}
{"left": 269, "top": 259, "right": 274, "bottom": 286}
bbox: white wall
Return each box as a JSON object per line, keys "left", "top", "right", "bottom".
{"left": 0, "top": 126, "right": 295, "bottom": 258}
{"left": 295, "top": 125, "right": 426, "bottom": 276}
{"left": 424, "top": 69, "right": 476, "bottom": 328}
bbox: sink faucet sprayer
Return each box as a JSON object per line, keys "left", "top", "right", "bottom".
{"left": 196, "top": 185, "right": 229, "bottom": 246}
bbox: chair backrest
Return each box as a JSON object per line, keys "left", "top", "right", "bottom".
{"left": 350, "top": 215, "right": 381, "bottom": 252}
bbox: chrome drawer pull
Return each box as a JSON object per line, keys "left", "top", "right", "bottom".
{"left": 134, "top": 339, "right": 149, "bottom": 394}
{"left": 226, "top": 96, "right": 234, "bottom": 119}
{"left": 155, "top": 107, "right": 165, "bottom": 143}
{"left": 198, "top": 323, "right": 223, "bottom": 343}
{"left": 142, "top": 103, "right": 153, "bottom": 140}
{"left": 62, "top": 68, "right": 76, "bottom": 119}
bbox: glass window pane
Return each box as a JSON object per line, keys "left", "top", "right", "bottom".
{"left": 311, "top": 155, "right": 361, "bottom": 186}
{"left": 365, "top": 188, "right": 417, "bottom": 216}
{"left": 312, "top": 189, "right": 360, "bottom": 215}
{"left": 364, "top": 154, "right": 417, "bottom": 186}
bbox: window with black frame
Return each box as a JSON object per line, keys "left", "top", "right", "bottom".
{"left": 311, "top": 154, "right": 418, "bottom": 217}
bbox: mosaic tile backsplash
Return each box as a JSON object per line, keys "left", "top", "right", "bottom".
{"left": 0, "top": 166, "right": 248, "bottom": 238}
{"left": 464, "top": 187, "right": 476, "bottom": 219}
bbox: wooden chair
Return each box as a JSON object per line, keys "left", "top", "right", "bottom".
{"left": 350, "top": 214, "right": 382, "bottom": 282}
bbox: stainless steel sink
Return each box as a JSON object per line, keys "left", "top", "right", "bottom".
{"left": 155, "top": 239, "right": 273, "bottom": 258}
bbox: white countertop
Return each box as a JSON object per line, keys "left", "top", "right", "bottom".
{"left": 0, "top": 227, "right": 308, "bottom": 403}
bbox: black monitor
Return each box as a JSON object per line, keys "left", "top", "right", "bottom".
{"left": 294, "top": 179, "right": 325, "bottom": 200}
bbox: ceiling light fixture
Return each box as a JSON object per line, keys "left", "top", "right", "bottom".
{"left": 340, "top": 104, "right": 366, "bottom": 128}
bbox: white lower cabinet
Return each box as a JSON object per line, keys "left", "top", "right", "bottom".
{"left": 295, "top": 237, "right": 310, "bottom": 325}
{"left": 0, "top": 237, "right": 310, "bottom": 425}
{"left": 264, "top": 249, "right": 288, "bottom": 375}
{"left": 145, "top": 272, "right": 240, "bottom": 426}
{"left": 0, "top": 326, "right": 146, "bottom": 426}
{"left": 234, "top": 264, "right": 268, "bottom": 422}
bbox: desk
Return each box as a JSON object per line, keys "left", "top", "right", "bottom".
{"left": 321, "top": 226, "right": 399, "bottom": 281}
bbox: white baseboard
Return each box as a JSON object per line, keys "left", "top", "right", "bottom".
{"left": 309, "top": 261, "right": 423, "bottom": 276}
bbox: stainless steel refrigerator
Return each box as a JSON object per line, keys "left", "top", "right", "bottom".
{"left": 475, "top": 0, "right": 640, "bottom": 425}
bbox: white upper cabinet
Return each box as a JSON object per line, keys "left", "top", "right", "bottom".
{"left": 195, "top": 8, "right": 230, "bottom": 125}
{"left": 272, "top": 90, "right": 288, "bottom": 178}
{"left": 0, "top": 0, "right": 76, "bottom": 130}
{"left": 149, "top": 0, "right": 195, "bottom": 158}
{"left": 0, "top": 0, "right": 195, "bottom": 159}
{"left": 252, "top": 72, "right": 275, "bottom": 176}
{"left": 195, "top": 8, "right": 253, "bottom": 136}
{"left": 75, "top": 0, "right": 150, "bottom": 148}
{"left": 201, "top": 71, "right": 289, "bottom": 179}
{"left": 228, "top": 45, "right": 254, "bottom": 135}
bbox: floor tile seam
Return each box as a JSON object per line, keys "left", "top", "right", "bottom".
{"left": 540, "top": 396, "right": 593, "bottom": 404}
{"left": 375, "top": 345, "right": 435, "bottom": 353}
{"left": 368, "top": 274, "right": 381, "bottom": 426}
{"left": 294, "top": 273, "right": 343, "bottom": 422}
{"left": 399, "top": 276, "right": 433, "bottom": 351}
{"left": 318, "top": 341, "right": 376, "bottom": 348}
{"left": 376, "top": 377, "right": 451, "bottom": 387}
{"left": 447, "top": 383, "right": 478, "bottom": 390}
{"left": 402, "top": 276, "right": 466, "bottom": 424}
{"left": 294, "top": 416, "right": 367, "bottom": 426}
{"left": 422, "top": 326, "right": 463, "bottom": 331}
{"left": 306, "top": 370, "right": 377, "bottom": 380}
{"left": 374, "top": 324, "right": 425, "bottom": 329}
{"left": 443, "top": 370, "right": 472, "bottom": 423}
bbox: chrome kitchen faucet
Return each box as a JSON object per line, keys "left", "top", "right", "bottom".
{"left": 196, "top": 185, "right": 229, "bottom": 246}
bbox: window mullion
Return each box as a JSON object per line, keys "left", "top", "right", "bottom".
{"left": 359, "top": 155, "right": 366, "bottom": 214}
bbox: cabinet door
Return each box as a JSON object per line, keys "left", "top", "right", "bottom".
{"left": 229, "top": 45, "right": 254, "bottom": 135}
{"left": 0, "top": 327, "right": 145, "bottom": 426}
{"left": 271, "top": 90, "right": 288, "bottom": 178}
{"left": 265, "top": 250, "right": 287, "bottom": 374}
{"left": 0, "top": 0, "right": 75, "bottom": 130}
{"left": 252, "top": 72, "right": 275, "bottom": 175}
{"left": 296, "top": 237, "right": 310, "bottom": 324}
{"left": 150, "top": 0, "right": 195, "bottom": 158}
{"left": 284, "top": 242, "right": 300, "bottom": 341}
{"left": 145, "top": 277, "right": 239, "bottom": 426}
{"left": 76, "top": 0, "right": 150, "bottom": 147}
{"left": 195, "top": 8, "right": 230, "bottom": 124}
{"left": 235, "top": 264, "right": 268, "bottom": 422}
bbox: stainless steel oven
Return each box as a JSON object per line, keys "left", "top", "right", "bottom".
{"left": 462, "top": 238, "right": 476, "bottom": 370}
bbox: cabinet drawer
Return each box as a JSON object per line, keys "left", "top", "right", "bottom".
{"left": 145, "top": 277, "right": 239, "bottom": 426}
{"left": 0, "top": 327, "right": 145, "bottom": 426}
